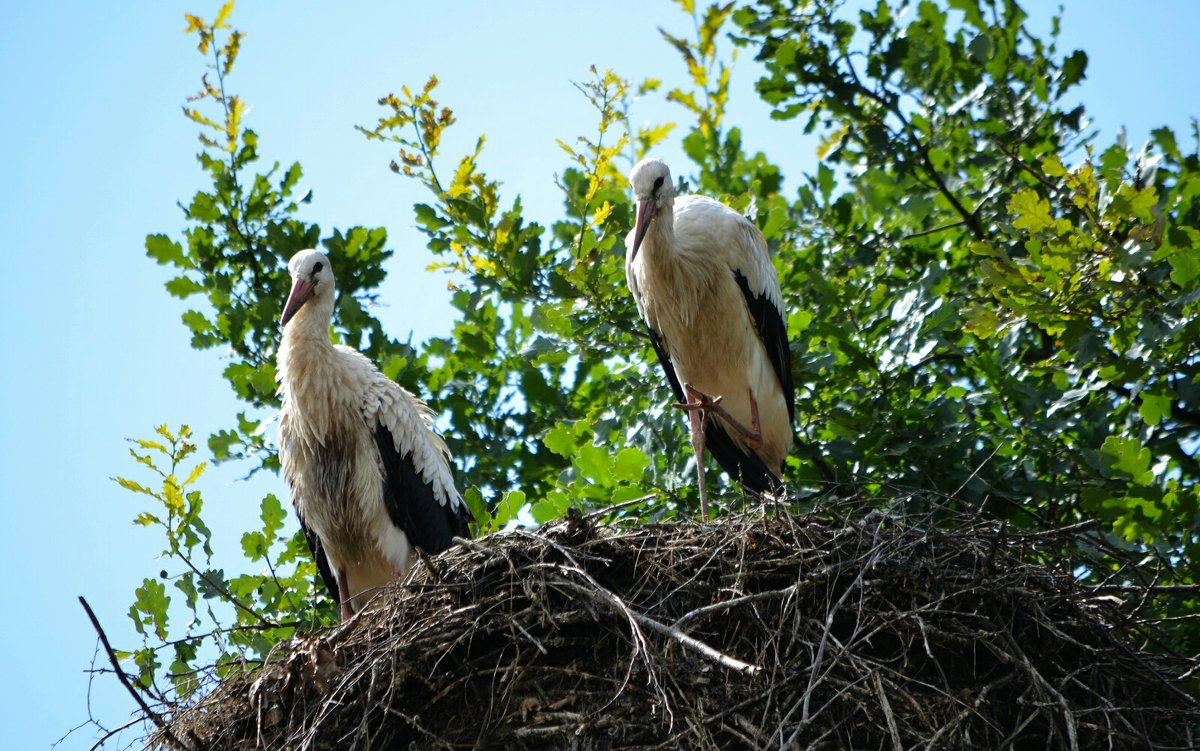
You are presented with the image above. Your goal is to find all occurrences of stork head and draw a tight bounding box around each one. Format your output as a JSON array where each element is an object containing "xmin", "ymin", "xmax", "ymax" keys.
[
  {"xmin": 628, "ymin": 158, "xmax": 675, "ymax": 260},
  {"xmin": 281, "ymin": 249, "xmax": 336, "ymax": 327}
]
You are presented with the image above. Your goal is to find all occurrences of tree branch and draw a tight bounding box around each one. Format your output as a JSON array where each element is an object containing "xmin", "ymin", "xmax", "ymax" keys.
[{"xmin": 78, "ymin": 596, "xmax": 194, "ymax": 751}]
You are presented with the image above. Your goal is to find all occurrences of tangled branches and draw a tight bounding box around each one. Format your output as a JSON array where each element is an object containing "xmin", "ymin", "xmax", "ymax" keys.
[{"xmin": 154, "ymin": 502, "xmax": 1198, "ymax": 749}]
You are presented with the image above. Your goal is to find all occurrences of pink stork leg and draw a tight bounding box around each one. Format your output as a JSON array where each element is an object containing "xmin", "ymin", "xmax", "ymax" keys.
[
  {"xmin": 683, "ymin": 402, "xmax": 709, "ymax": 521},
  {"xmin": 675, "ymin": 384, "xmax": 768, "ymax": 520},
  {"xmin": 747, "ymin": 388, "xmax": 762, "ymax": 446},
  {"xmin": 336, "ymin": 569, "xmax": 354, "ymax": 622}
]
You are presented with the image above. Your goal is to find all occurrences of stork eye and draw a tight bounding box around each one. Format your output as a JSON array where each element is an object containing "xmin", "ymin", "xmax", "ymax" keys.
[
  {"xmin": 314, "ymin": 262, "xmax": 324, "ymax": 273},
  {"xmin": 653, "ymin": 176, "xmax": 665, "ymax": 192}
]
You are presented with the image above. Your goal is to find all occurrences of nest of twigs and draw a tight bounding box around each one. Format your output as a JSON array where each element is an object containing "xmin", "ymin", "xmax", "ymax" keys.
[{"xmin": 157, "ymin": 501, "xmax": 1199, "ymax": 750}]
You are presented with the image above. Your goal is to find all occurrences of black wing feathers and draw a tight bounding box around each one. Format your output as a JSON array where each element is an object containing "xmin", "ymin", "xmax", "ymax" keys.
[
  {"xmin": 298, "ymin": 514, "xmax": 339, "ymax": 603},
  {"xmin": 647, "ymin": 327, "xmax": 685, "ymax": 403},
  {"xmin": 704, "ymin": 421, "xmax": 780, "ymax": 494},
  {"xmin": 374, "ymin": 424, "xmax": 470, "ymax": 554},
  {"xmin": 732, "ymin": 269, "xmax": 795, "ymax": 424}
]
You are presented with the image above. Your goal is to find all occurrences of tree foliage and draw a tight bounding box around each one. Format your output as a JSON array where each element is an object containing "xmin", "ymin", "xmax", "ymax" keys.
[
  {"xmin": 732, "ymin": 0, "xmax": 1200, "ymax": 648},
  {"xmin": 111, "ymin": 0, "xmax": 1200, "ymax": 726}
]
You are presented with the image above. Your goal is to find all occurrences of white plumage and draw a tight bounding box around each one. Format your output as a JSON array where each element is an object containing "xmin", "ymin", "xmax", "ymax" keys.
[
  {"xmin": 625, "ymin": 159, "xmax": 795, "ymax": 518},
  {"xmin": 276, "ymin": 249, "xmax": 471, "ymax": 620}
]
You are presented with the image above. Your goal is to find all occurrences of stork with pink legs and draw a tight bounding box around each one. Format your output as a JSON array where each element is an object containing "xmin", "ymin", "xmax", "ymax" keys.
[{"xmin": 625, "ymin": 159, "xmax": 794, "ymax": 519}]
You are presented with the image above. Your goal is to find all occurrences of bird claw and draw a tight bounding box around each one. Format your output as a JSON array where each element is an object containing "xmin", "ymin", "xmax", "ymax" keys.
[
  {"xmin": 673, "ymin": 397, "xmax": 722, "ymax": 412},
  {"xmin": 673, "ymin": 383, "xmax": 723, "ymax": 413},
  {"xmin": 675, "ymin": 383, "xmax": 765, "ymax": 449}
]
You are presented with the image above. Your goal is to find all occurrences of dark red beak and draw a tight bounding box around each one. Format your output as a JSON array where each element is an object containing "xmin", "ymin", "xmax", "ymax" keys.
[
  {"xmin": 280, "ymin": 278, "xmax": 315, "ymax": 327},
  {"xmin": 630, "ymin": 197, "xmax": 656, "ymax": 260}
]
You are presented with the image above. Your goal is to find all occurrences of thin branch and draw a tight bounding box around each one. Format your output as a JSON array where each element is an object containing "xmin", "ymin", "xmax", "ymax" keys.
[
  {"xmin": 173, "ymin": 551, "xmax": 272, "ymax": 627},
  {"xmin": 584, "ymin": 494, "xmax": 661, "ymax": 520},
  {"xmin": 1090, "ymin": 584, "xmax": 1200, "ymax": 595},
  {"xmin": 672, "ymin": 584, "xmax": 799, "ymax": 630},
  {"xmin": 78, "ymin": 596, "xmax": 193, "ymax": 751},
  {"xmin": 88, "ymin": 718, "xmax": 142, "ymax": 751},
  {"xmin": 903, "ymin": 219, "xmax": 966, "ymax": 241}
]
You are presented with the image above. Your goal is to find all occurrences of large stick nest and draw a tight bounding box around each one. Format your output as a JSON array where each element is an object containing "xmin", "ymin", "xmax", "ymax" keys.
[{"xmin": 160, "ymin": 503, "xmax": 1199, "ymax": 749}]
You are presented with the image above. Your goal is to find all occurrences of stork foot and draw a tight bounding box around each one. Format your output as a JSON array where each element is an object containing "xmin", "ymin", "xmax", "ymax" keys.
[
  {"xmin": 406, "ymin": 548, "xmax": 434, "ymax": 582},
  {"xmin": 673, "ymin": 383, "xmax": 764, "ymax": 450},
  {"xmin": 673, "ymin": 389, "xmax": 722, "ymax": 412}
]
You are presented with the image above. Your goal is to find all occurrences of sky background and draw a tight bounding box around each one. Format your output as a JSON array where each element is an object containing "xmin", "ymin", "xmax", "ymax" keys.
[{"xmin": 1, "ymin": 2, "xmax": 1196, "ymax": 748}]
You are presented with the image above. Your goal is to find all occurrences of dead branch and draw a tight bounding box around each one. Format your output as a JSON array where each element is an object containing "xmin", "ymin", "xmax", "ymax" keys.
[{"xmin": 78, "ymin": 596, "xmax": 194, "ymax": 751}]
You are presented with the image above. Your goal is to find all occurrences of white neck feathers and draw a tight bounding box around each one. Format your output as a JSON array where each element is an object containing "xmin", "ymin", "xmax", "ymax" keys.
[
  {"xmin": 277, "ymin": 299, "xmax": 356, "ymax": 446},
  {"xmin": 638, "ymin": 207, "xmax": 719, "ymax": 330}
]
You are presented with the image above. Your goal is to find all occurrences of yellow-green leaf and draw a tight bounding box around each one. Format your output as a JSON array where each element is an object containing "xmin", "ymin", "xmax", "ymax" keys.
[
  {"xmin": 116, "ymin": 477, "xmax": 154, "ymax": 496},
  {"xmin": 1009, "ymin": 189, "xmax": 1054, "ymax": 233},
  {"xmin": 213, "ymin": 1, "xmax": 234, "ymax": 29},
  {"xmin": 183, "ymin": 461, "xmax": 207, "ymax": 487}
]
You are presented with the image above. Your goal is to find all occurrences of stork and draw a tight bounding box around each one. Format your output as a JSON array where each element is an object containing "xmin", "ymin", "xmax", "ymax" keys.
[
  {"xmin": 625, "ymin": 158, "xmax": 794, "ymax": 519},
  {"xmin": 276, "ymin": 249, "xmax": 472, "ymax": 620}
]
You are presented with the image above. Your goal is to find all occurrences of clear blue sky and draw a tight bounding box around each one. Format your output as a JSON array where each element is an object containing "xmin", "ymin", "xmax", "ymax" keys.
[{"xmin": 0, "ymin": 2, "xmax": 1195, "ymax": 749}]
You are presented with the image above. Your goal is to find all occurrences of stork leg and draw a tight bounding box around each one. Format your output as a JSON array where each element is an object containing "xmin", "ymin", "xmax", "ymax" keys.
[
  {"xmin": 684, "ymin": 402, "xmax": 710, "ymax": 522},
  {"xmin": 747, "ymin": 387, "xmax": 762, "ymax": 446},
  {"xmin": 336, "ymin": 569, "xmax": 354, "ymax": 622},
  {"xmin": 675, "ymin": 384, "xmax": 771, "ymax": 520}
]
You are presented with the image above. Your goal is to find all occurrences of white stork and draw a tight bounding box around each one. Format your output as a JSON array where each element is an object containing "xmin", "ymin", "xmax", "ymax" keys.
[
  {"xmin": 276, "ymin": 249, "xmax": 472, "ymax": 620},
  {"xmin": 625, "ymin": 158, "xmax": 794, "ymax": 519}
]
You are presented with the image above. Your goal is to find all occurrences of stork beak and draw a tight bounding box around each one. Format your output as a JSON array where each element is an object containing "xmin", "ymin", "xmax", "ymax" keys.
[
  {"xmin": 280, "ymin": 278, "xmax": 315, "ymax": 327},
  {"xmin": 630, "ymin": 197, "xmax": 655, "ymax": 260}
]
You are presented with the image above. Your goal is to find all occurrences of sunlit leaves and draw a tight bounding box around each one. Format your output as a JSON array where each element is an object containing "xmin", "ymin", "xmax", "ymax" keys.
[
  {"xmin": 1059, "ymin": 49, "xmax": 1088, "ymax": 94},
  {"xmin": 558, "ymin": 68, "xmax": 632, "ymax": 241},
  {"xmin": 117, "ymin": 426, "xmax": 333, "ymax": 696},
  {"xmin": 530, "ymin": 490, "xmax": 572, "ymax": 524},
  {"xmin": 357, "ymin": 76, "xmax": 455, "ymax": 181},
  {"xmin": 476, "ymin": 490, "xmax": 527, "ymax": 533},
  {"xmin": 1139, "ymin": 389, "xmax": 1172, "ymax": 426},
  {"xmin": 181, "ymin": 7, "xmax": 243, "ymax": 152},
  {"xmin": 543, "ymin": 418, "xmax": 655, "ymax": 506},
  {"xmin": 146, "ymin": 234, "xmax": 186, "ymax": 266},
  {"xmin": 1169, "ymin": 251, "xmax": 1200, "ymax": 287},
  {"xmin": 1008, "ymin": 189, "xmax": 1055, "ymax": 233}
]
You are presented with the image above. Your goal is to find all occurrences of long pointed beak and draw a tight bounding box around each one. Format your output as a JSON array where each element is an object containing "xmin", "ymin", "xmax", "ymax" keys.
[
  {"xmin": 630, "ymin": 198, "xmax": 655, "ymax": 260},
  {"xmin": 280, "ymin": 278, "xmax": 315, "ymax": 327}
]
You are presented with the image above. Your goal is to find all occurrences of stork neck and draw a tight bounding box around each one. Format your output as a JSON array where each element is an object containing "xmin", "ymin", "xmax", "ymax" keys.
[
  {"xmin": 642, "ymin": 205, "xmax": 677, "ymax": 263},
  {"xmin": 642, "ymin": 207, "xmax": 684, "ymax": 273},
  {"xmin": 278, "ymin": 302, "xmax": 337, "ymax": 376},
  {"xmin": 277, "ymin": 301, "xmax": 351, "ymax": 446},
  {"xmin": 284, "ymin": 297, "xmax": 336, "ymax": 341},
  {"xmin": 635, "ymin": 202, "xmax": 720, "ymax": 327}
]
